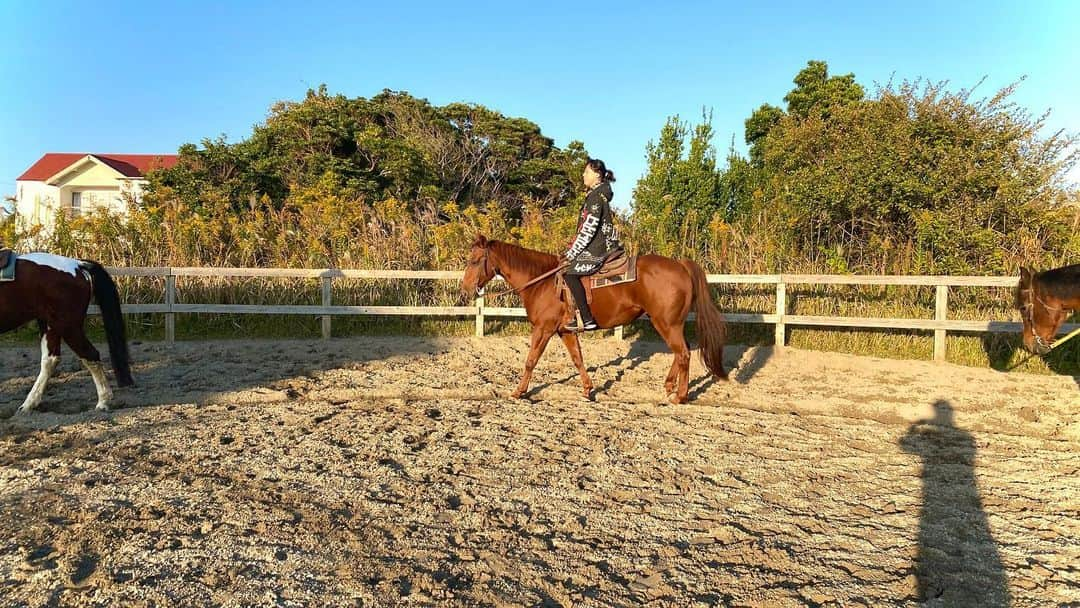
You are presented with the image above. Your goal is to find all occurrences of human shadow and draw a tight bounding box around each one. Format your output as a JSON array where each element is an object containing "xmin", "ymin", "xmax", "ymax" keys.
[{"xmin": 899, "ymin": 400, "xmax": 1010, "ymax": 606}]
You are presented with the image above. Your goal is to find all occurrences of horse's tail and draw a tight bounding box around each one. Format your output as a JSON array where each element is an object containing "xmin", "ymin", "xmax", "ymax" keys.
[
  {"xmin": 680, "ymin": 259, "xmax": 728, "ymax": 380},
  {"xmin": 82, "ymin": 261, "xmax": 134, "ymax": 387}
]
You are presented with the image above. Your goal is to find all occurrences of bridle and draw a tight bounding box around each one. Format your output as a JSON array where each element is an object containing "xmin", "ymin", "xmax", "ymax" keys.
[
  {"xmin": 466, "ymin": 246, "xmax": 492, "ymax": 284},
  {"xmin": 1019, "ymin": 284, "xmax": 1073, "ymax": 351}
]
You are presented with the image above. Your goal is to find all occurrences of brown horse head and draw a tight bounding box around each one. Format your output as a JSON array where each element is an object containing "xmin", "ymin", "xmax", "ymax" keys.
[
  {"xmin": 1016, "ymin": 265, "xmax": 1079, "ymax": 355},
  {"xmin": 460, "ymin": 234, "xmax": 497, "ymax": 298}
]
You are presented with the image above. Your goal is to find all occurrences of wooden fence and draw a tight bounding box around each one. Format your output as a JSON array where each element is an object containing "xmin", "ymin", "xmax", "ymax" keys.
[{"xmin": 89, "ymin": 267, "xmax": 1078, "ymax": 363}]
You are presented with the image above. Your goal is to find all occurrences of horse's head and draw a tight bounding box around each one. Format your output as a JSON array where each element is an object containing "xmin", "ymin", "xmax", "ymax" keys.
[
  {"xmin": 461, "ymin": 234, "xmax": 497, "ymax": 298},
  {"xmin": 1016, "ymin": 266, "xmax": 1068, "ymax": 355}
]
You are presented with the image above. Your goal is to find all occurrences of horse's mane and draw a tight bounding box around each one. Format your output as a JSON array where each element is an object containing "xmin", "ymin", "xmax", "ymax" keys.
[
  {"xmin": 1038, "ymin": 263, "xmax": 1080, "ymax": 301},
  {"xmin": 488, "ymin": 240, "xmax": 559, "ymax": 277}
]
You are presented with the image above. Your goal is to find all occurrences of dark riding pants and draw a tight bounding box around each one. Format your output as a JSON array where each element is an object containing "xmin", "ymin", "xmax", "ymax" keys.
[{"xmin": 564, "ymin": 274, "xmax": 595, "ymax": 324}]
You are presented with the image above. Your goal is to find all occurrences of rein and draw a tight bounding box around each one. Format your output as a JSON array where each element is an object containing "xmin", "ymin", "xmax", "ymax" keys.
[
  {"xmin": 483, "ymin": 263, "xmax": 568, "ymax": 298},
  {"xmin": 477, "ymin": 244, "xmax": 624, "ymax": 298},
  {"xmin": 1004, "ymin": 326, "xmax": 1080, "ymax": 371}
]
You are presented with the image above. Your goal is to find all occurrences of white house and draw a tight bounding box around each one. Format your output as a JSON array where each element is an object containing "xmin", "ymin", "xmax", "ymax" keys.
[{"xmin": 14, "ymin": 153, "xmax": 178, "ymax": 228}]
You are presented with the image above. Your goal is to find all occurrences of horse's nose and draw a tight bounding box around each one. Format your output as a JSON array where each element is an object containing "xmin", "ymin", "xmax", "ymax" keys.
[{"xmin": 1034, "ymin": 341, "xmax": 1052, "ymax": 356}]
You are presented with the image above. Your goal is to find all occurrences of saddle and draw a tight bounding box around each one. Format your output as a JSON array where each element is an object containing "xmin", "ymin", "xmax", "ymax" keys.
[
  {"xmin": 555, "ymin": 250, "xmax": 638, "ymax": 308},
  {"xmin": 0, "ymin": 249, "xmax": 14, "ymax": 282},
  {"xmin": 591, "ymin": 251, "xmax": 637, "ymax": 289}
]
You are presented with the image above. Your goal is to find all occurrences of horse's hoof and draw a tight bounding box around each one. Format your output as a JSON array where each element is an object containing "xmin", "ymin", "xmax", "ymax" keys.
[
  {"xmin": 511, "ymin": 390, "xmax": 526, "ymax": 400},
  {"xmin": 95, "ymin": 404, "xmax": 111, "ymax": 412},
  {"xmin": 669, "ymin": 394, "xmax": 686, "ymax": 405}
]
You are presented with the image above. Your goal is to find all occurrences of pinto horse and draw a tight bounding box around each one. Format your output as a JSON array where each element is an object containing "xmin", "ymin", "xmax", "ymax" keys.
[
  {"xmin": 1016, "ymin": 264, "xmax": 1080, "ymax": 355},
  {"xmin": 0, "ymin": 253, "xmax": 133, "ymax": 414},
  {"xmin": 461, "ymin": 236, "xmax": 727, "ymax": 403}
]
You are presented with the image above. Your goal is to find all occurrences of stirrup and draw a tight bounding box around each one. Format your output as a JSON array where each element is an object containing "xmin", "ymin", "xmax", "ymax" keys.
[{"xmin": 564, "ymin": 317, "xmax": 599, "ymax": 332}]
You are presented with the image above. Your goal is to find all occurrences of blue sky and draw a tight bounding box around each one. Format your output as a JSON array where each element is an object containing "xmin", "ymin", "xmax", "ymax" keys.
[{"xmin": 2, "ymin": 1, "xmax": 1077, "ymax": 209}]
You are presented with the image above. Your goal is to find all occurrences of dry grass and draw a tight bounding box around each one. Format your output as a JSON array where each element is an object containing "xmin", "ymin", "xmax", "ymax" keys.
[{"xmin": 1, "ymin": 202, "xmax": 1075, "ymax": 376}]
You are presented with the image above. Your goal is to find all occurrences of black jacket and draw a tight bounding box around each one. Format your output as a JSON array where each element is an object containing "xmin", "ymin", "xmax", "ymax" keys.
[{"xmin": 564, "ymin": 181, "xmax": 622, "ymax": 275}]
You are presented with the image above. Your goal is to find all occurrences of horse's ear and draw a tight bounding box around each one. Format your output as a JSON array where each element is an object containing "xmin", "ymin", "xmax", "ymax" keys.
[
  {"xmin": 473, "ymin": 234, "xmax": 488, "ymax": 247},
  {"xmin": 1020, "ymin": 266, "xmax": 1032, "ymax": 282}
]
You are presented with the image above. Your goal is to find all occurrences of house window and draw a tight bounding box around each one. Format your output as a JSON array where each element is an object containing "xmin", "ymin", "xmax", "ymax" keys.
[{"xmin": 71, "ymin": 191, "xmax": 82, "ymax": 216}]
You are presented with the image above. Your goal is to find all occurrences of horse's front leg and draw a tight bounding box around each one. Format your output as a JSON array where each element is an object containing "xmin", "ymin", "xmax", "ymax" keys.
[
  {"xmin": 559, "ymin": 331, "xmax": 594, "ymax": 399},
  {"xmin": 512, "ymin": 325, "xmax": 556, "ymax": 399}
]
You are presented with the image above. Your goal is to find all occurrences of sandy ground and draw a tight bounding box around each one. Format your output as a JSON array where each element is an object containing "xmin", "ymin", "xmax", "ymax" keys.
[{"xmin": 0, "ymin": 336, "xmax": 1077, "ymax": 607}]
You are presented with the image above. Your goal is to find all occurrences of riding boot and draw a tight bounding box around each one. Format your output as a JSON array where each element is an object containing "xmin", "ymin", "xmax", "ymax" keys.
[{"xmin": 564, "ymin": 274, "xmax": 599, "ymax": 332}]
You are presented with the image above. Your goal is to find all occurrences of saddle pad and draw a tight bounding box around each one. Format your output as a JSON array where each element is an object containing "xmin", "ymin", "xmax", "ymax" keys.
[
  {"xmin": 0, "ymin": 249, "xmax": 15, "ymax": 282},
  {"xmin": 592, "ymin": 255, "xmax": 638, "ymax": 289}
]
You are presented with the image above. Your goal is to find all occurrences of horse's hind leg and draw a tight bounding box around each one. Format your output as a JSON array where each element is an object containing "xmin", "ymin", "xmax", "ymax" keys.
[
  {"xmin": 17, "ymin": 326, "xmax": 62, "ymax": 415},
  {"xmin": 652, "ymin": 320, "xmax": 690, "ymax": 404},
  {"xmin": 665, "ymin": 366, "xmax": 680, "ymax": 396},
  {"xmin": 63, "ymin": 326, "xmax": 113, "ymax": 411},
  {"xmin": 664, "ymin": 358, "xmax": 679, "ymax": 395}
]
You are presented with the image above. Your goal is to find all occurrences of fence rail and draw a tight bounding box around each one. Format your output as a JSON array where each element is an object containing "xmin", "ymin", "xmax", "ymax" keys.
[{"xmin": 88, "ymin": 267, "xmax": 1077, "ymax": 362}]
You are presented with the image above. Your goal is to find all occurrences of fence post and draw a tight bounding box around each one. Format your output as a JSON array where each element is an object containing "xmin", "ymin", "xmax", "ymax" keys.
[
  {"xmin": 934, "ymin": 284, "xmax": 948, "ymax": 362},
  {"xmin": 475, "ymin": 289, "xmax": 485, "ymax": 337},
  {"xmin": 321, "ymin": 275, "xmax": 333, "ymax": 340},
  {"xmin": 775, "ymin": 280, "xmax": 786, "ymax": 348},
  {"xmin": 165, "ymin": 272, "xmax": 175, "ymax": 344},
  {"xmin": 614, "ymin": 325, "xmax": 624, "ymax": 340}
]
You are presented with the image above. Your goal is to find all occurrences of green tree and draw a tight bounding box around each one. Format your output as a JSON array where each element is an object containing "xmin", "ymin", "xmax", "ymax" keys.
[
  {"xmin": 146, "ymin": 86, "xmax": 587, "ymax": 217},
  {"xmin": 632, "ymin": 112, "xmax": 722, "ymax": 256},
  {"xmin": 783, "ymin": 60, "xmax": 865, "ymax": 118},
  {"xmin": 744, "ymin": 60, "xmax": 864, "ymax": 166},
  {"xmin": 750, "ymin": 77, "xmax": 1076, "ymax": 273},
  {"xmin": 744, "ymin": 104, "xmax": 783, "ymax": 166}
]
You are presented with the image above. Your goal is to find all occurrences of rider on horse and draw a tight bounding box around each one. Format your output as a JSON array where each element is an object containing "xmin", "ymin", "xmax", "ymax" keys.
[{"xmin": 563, "ymin": 158, "xmax": 623, "ymax": 331}]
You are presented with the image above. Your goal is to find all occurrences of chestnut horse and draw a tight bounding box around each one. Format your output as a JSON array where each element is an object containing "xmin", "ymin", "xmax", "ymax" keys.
[
  {"xmin": 1016, "ymin": 264, "xmax": 1079, "ymax": 354},
  {"xmin": 461, "ymin": 236, "xmax": 727, "ymax": 403},
  {"xmin": 0, "ymin": 253, "xmax": 133, "ymax": 414}
]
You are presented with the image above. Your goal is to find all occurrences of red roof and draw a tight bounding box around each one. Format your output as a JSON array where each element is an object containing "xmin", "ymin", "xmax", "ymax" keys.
[{"xmin": 17, "ymin": 153, "xmax": 179, "ymax": 181}]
